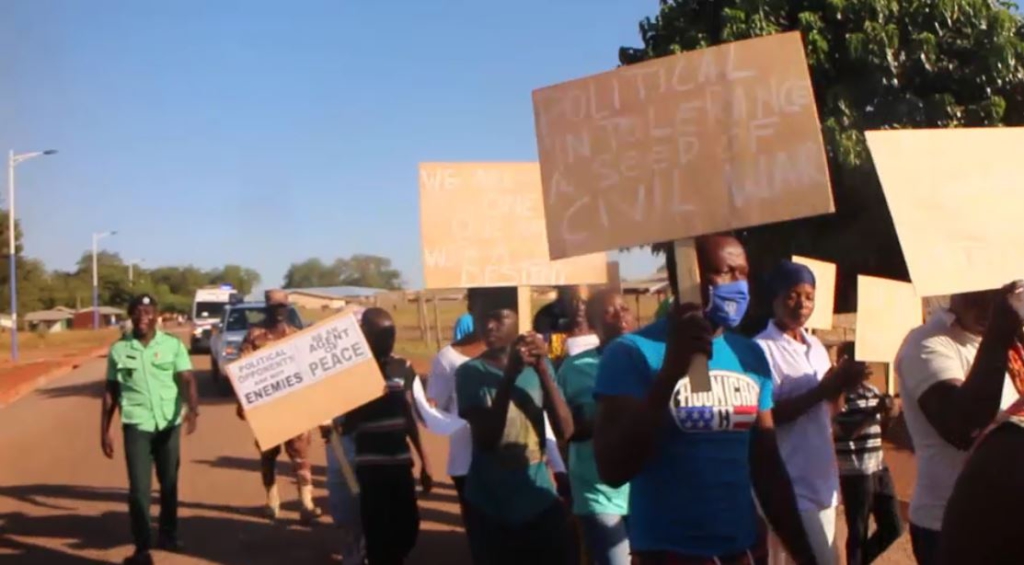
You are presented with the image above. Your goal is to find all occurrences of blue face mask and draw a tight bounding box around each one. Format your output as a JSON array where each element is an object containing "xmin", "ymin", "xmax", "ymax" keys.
[{"xmin": 705, "ymin": 280, "xmax": 750, "ymax": 329}]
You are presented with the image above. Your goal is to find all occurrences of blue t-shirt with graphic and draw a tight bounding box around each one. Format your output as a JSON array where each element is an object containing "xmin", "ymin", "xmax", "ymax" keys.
[{"xmin": 594, "ymin": 318, "xmax": 773, "ymax": 557}]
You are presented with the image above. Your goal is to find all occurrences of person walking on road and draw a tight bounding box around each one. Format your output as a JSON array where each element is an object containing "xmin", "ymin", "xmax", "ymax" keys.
[
  {"xmin": 342, "ymin": 307, "xmax": 434, "ymax": 565},
  {"xmin": 555, "ymin": 289, "xmax": 634, "ymax": 565},
  {"xmin": 755, "ymin": 260, "xmax": 869, "ymax": 565},
  {"xmin": 457, "ymin": 301, "xmax": 577, "ymax": 564},
  {"xmin": 593, "ymin": 234, "xmax": 816, "ymax": 565},
  {"xmin": 833, "ymin": 371, "xmax": 903, "ymax": 565},
  {"xmin": 237, "ymin": 289, "xmax": 321, "ymax": 523},
  {"xmin": 100, "ymin": 294, "xmax": 199, "ymax": 565},
  {"xmin": 894, "ymin": 281, "xmax": 1023, "ymax": 565}
]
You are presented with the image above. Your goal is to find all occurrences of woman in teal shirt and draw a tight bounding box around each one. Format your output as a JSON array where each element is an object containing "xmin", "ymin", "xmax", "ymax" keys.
[{"xmin": 556, "ymin": 289, "xmax": 635, "ymax": 565}]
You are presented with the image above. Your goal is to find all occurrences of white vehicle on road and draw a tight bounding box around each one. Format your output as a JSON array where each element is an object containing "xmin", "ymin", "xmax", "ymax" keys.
[
  {"xmin": 190, "ymin": 285, "xmax": 237, "ymax": 353},
  {"xmin": 209, "ymin": 301, "xmax": 304, "ymax": 380}
]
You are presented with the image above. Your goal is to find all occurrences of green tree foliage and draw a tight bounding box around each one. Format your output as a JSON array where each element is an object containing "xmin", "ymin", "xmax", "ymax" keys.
[
  {"xmin": 283, "ymin": 254, "xmax": 404, "ymax": 290},
  {"xmin": 626, "ymin": 0, "xmax": 1024, "ymax": 309}
]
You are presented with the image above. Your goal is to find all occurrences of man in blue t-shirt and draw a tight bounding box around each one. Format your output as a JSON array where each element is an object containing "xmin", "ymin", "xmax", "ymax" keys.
[{"xmin": 593, "ymin": 234, "xmax": 816, "ymax": 565}]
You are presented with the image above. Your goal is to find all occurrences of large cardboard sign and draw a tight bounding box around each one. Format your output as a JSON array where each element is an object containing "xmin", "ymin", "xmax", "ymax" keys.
[
  {"xmin": 419, "ymin": 162, "xmax": 608, "ymax": 289},
  {"xmin": 532, "ymin": 32, "xmax": 834, "ymax": 260},
  {"xmin": 226, "ymin": 309, "xmax": 383, "ymax": 450},
  {"xmin": 855, "ymin": 275, "xmax": 922, "ymax": 364},
  {"xmin": 866, "ymin": 128, "xmax": 1024, "ymax": 297},
  {"xmin": 792, "ymin": 255, "xmax": 836, "ymax": 330}
]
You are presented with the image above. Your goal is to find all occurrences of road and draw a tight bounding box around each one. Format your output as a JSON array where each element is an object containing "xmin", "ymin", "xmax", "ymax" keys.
[
  {"xmin": 0, "ymin": 347, "xmax": 919, "ymax": 564},
  {"xmin": 0, "ymin": 351, "xmax": 470, "ymax": 564}
]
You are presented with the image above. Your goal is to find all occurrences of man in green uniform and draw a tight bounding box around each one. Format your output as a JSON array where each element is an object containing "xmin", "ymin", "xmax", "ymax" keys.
[{"xmin": 101, "ymin": 294, "xmax": 198, "ymax": 565}]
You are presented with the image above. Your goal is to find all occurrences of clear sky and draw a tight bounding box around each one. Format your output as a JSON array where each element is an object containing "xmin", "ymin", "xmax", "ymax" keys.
[{"xmin": 1, "ymin": 0, "xmax": 663, "ymax": 290}]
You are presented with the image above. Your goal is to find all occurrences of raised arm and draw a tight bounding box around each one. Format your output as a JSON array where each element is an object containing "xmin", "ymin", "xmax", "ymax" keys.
[
  {"xmin": 529, "ymin": 337, "xmax": 574, "ymax": 442},
  {"xmin": 594, "ymin": 305, "xmax": 711, "ymax": 487},
  {"xmin": 773, "ymin": 359, "xmax": 868, "ymax": 426}
]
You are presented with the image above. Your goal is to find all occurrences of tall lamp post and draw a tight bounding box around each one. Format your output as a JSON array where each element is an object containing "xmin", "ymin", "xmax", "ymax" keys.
[
  {"xmin": 92, "ymin": 230, "xmax": 117, "ymax": 329},
  {"xmin": 128, "ymin": 258, "xmax": 145, "ymax": 287},
  {"xmin": 7, "ymin": 149, "xmax": 57, "ymax": 361}
]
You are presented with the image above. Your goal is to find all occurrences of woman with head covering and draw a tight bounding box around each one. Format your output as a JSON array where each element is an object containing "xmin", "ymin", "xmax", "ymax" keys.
[{"xmin": 755, "ymin": 260, "xmax": 869, "ymax": 565}]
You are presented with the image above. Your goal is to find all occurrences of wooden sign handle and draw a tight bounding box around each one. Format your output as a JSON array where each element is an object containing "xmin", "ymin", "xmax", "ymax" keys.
[
  {"xmin": 328, "ymin": 428, "xmax": 360, "ymax": 496},
  {"xmin": 517, "ymin": 286, "xmax": 533, "ymax": 334},
  {"xmin": 672, "ymin": 239, "xmax": 712, "ymax": 393}
]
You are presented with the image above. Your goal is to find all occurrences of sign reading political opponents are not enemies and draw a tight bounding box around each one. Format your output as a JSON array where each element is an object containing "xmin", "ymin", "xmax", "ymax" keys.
[
  {"xmin": 225, "ymin": 308, "xmax": 384, "ymax": 451},
  {"xmin": 531, "ymin": 32, "xmax": 835, "ymax": 260},
  {"xmin": 419, "ymin": 162, "xmax": 608, "ymax": 289}
]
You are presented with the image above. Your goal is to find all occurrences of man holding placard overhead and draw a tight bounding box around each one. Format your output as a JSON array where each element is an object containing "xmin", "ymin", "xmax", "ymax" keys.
[
  {"xmin": 593, "ymin": 235, "xmax": 814, "ymax": 565},
  {"xmin": 894, "ymin": 281, "xmax": 1024, "ymax": 565}
]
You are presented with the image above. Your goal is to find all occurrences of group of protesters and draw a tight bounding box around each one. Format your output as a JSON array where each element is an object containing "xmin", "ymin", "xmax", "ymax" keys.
[{"xmin": 100, "ymin": 233, "xmax": 1024, "ymax": 565}]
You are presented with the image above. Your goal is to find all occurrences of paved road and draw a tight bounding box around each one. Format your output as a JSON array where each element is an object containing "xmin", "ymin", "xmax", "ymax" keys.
[
  {"xmin": 0, "ymin": 352, "xmax": 470, "ymax": 564},
  {"xmin": 0, "ymin": 347, "xmax": 919, "ymax": 564}
]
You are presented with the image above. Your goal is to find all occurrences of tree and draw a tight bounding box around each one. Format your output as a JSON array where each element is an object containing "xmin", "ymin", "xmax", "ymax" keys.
[
  {"xmin": 626, "ymin": 0, "xmax": 1024, "ymax": 310},
  {"xmin": 207, "ymin": 264, "xmax": 262, "ymax": 296},
  {"xmin": 336, "ymin": 254, "xmax": 404, "ymax": 289},
  {"xmin": 283, "ymin": 258, "xmax": 340, "ymax": 289},
  {"xmin": 284, "ymin": 255, "xmax": 405, "ymax": 290}
]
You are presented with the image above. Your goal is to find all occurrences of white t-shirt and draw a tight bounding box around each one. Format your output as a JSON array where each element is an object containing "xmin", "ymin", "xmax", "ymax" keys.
[
  {"xmin": 426, "ymin": 345, "xmax": 474, "ymax": 477},
  {"xmin": 426, "ymin": 345, "xmax": 567, "ymax": 477},
  {"xmin": 895, "ymin": 311, "xmax": 1018, "ymax": 531},
  {"xmin": 756, "ymin": 322, "xmax": 839, "ymax": 513}
]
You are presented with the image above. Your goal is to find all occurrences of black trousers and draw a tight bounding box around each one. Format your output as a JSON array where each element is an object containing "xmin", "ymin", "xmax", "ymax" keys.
[
  {"xmin": 840, "ymin": 467, "xmax": 903, "ymax": 565},
  {"xmin": 124, "ymin": 424, "xmax": 181, "ymax": 552},
  {"xmin": 357, "ymin": 465, "xmax": 420, "ymax": 565},
  {"xmin": 463, "ymin": 500, "xmax": 573, "ymax": 565}
]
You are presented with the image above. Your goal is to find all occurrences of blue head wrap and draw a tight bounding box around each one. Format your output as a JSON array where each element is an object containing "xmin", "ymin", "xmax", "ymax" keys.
[
  {"xmin": 769, "ymin": 260, "xmax": 816, "ymax": 299},
  {"xmin": 452, "ymin": 312, "xmax": 475, "ymax": 341}
]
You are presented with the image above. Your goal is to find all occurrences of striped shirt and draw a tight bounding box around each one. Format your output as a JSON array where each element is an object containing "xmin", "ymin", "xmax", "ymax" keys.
[
  {"xmin": 834, "ymin": 384, "xmax": 884, "ymax": 475},
  {"xmin": 342, "ymin": 356, "xmax": 415, "ymax": 467}
]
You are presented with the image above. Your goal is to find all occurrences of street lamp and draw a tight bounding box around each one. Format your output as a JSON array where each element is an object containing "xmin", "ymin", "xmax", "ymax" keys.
[
  {"xmin": 92, "ymin": 230, "xmax": 117, "ymax": 329},
  {"xmin": 127, "ymin": 258, "xmax": 145, "ymax": 286},
  {"xmin": 7, "ymin": 149, "xmax": 57, "ymax": 361}
]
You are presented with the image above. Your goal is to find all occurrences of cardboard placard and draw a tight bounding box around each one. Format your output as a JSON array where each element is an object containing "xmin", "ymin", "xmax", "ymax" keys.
[
  {"xmin": 792, "ymin": 255, "xmax": 836, "ymax": 330},
  {"xmin": 225, "ymin": 308, "xmax": 384, "ymax": 451},
  {"xmin": 866, "ymin": 128, "xmax": 1024, "ymax": 297},
  {"xmin": 419, "ymin": 162, "xmax": 608, "ymax": 289},
  {"xmin": 532, "ymin": 32, "xmax": 834, "ymax": 260},
  {"xmin": 855, "ymin": 275, "xmax": 922, "ymax": 364}
]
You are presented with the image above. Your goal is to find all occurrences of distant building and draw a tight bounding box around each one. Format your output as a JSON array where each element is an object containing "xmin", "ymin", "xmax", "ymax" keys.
[
  {"xmin": 285, "ymin": 286, "xmax": 387, "ymax": 311},
  {"xmin": 72, "ymin": 306, "xmax": 126, "ymax": 330},
  {"xmin": 25, "ymin": 309, "xmax": 74, "ymax": 334}
]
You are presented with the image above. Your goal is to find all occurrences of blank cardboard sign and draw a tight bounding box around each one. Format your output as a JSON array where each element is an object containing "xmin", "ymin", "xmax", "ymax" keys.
[
  {"xmin": 532, "ymin": 32, "xmax": 834, "ymax": 260},
  {"xmin": 419, "ymin": 162, "xmax": 608, "ymax": 289},
  {"xmin": 226, "ymin": 308, "xmax": 384, "ymax": 451},
  {"xmin": 866, "ymin": 128, "xmax": 1024, "ymax": 297},
  {"xmin": 855, "ymin": 275, "xmax": 922, "ymax": 364},
  {"xmin": 792, "ymin": 255, "xmax": 836, "ymax": 330}
]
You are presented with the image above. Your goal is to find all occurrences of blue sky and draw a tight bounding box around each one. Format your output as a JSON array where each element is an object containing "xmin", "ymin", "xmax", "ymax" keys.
[{"xmin": 1, "ymin": 0, "xmax": 662, "ymax": 290}]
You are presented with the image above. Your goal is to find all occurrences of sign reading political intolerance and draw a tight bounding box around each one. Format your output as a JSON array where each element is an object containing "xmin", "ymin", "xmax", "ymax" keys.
[
  {"xmin": 531, "ymin": 32, "xmax": 835, "ymax": 260},
  {"xmin": 225, "ymin": 309, "xmax": 384, "ymax": 450},
  {"xmin": 419, "ymin": 162, "xmax": 608, "ymax": 289}
]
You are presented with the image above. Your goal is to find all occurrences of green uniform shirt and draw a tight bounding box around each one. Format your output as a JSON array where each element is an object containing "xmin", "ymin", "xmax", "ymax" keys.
[
  {"xmin": 107, "ymin": 331, "xmax": 193, "ymax": 432},
  {"xmin": 556, "ymin": 349, "xmax": 630, "ymax": 516},
  {"xmin": 456, "ymin": 358, "xmax": 557, "ymax": 525}
]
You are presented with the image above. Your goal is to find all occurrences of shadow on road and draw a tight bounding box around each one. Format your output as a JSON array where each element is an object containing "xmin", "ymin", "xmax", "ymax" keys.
[
  {"xmin": 38, "ymin": 380, "xmax": 105, "ymax": 400},
  {"xmin": 0, "ymin": 482, "xmax": 470, "ymax": 564}
]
